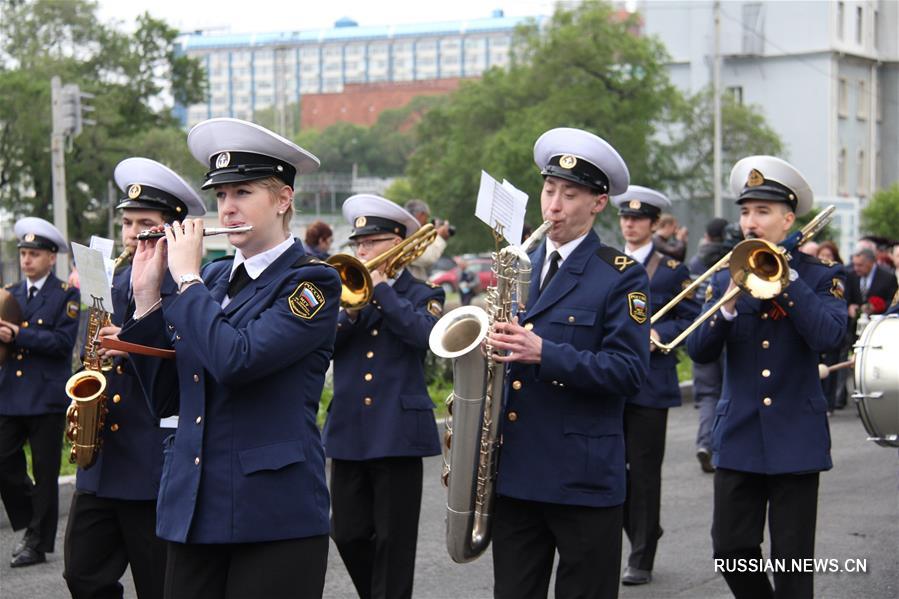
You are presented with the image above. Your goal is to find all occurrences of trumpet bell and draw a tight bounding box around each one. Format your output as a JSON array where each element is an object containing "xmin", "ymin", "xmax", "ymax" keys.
[
  {"xmin": 327, "ymin": 254, "xmax": 373, "ymax": 309},
  {"xmin": 729, "ymin": 238, "xmax": 790, "ymax": 300}
]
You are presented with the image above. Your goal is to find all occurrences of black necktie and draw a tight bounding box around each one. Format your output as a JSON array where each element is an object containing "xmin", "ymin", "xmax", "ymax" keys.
[
  {"xmin": 227, "ymin": 263, "xmax": 252, "ymax": 299},
  {"xmin": 540, "ymin": 251, "xmax": 561, "ymax": 292},
  {"xmin": 27, "ymin": 285, "xmax": 37, "ymax": 302}
]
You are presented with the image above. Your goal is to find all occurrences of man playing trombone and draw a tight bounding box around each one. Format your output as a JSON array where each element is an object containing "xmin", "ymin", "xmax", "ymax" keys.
[
  {"xmin": 687, "ymin": 156, "xmax": 847, "ymax": 599},
  {"xmin": 323, "ymin": 194, "xmax": 444, "ymax": 599}
]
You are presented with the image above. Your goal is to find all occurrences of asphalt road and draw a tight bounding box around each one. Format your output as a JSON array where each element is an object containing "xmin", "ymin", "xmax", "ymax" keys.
[{"xmin": 1, "ymin": 404, "xmax": 896, "ymax": 598}]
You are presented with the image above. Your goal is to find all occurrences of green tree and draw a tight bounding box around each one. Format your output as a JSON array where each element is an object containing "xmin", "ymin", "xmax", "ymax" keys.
[
  {"xmin": 861, "ymin": 184, "xmax": 899, "ymax": 240},
  {"xmin": 0, "ymin": 0, "xmax": 206, "ymax": 243}
]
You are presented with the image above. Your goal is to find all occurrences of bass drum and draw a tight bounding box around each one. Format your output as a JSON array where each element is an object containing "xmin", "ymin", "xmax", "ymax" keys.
[
  {"xmin": 854, "ymin": 315, "xmax": 899, "ymax": 447},
  {"xmin": 0, "ymin": 288, "xmax": 23, "ymax": 366}
]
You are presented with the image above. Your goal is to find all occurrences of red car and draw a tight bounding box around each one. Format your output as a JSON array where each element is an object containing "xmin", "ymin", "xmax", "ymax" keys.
[{"xmin": 429, "ymin": 256, "xmax": 495, "ymax": 294}]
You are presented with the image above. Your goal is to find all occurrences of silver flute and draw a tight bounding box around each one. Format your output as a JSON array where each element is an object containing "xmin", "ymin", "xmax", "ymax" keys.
[{"xmin": 136, "ymin": 225, "xmax": 253, "ymax": 240}]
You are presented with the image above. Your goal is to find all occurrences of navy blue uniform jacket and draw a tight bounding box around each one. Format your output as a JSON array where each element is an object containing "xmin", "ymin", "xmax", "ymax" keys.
[
  {"xmin": 497, "ymin": 230, "xmax": 650, "ymax": 508},
  {"xmin": 76, "ymin": 266, "xmax": 172, "ymax": 500},
  {"xmin": 0, "ymin": 274, "xmax": 79, "ymax": 415},
  {"xmin": 687, "ymin": 252, "xmax": 847, "ymax": 474},
  {"xmin": 323, "ymin": 269, "xmax": 443, "ymax": 460},
  {"xmin": 120, "ymin": 241, "xmax": 341, "ymax": 544},
  {"xmin": 629, "ymin": 248, "xmax": 699, "ymax": 409}
]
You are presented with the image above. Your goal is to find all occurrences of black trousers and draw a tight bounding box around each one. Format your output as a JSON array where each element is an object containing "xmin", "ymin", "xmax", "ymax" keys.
[
  {"xmin": 492, "ymin": 495, "xmax": 623, "ymax": 599},
  {"xmin": 622, "ymin": 404, "xmax": 668, "ymax": 571},
  {"xmin": 64, "ymin": 491, "xmax": 165, "ymax": 599},
  {"xmin": 712, "ymin": 468, "xmax": 820, "ymax": 599},
  {"xmin": 164, "ymin": 535, "xmax": 328, "ymax": 599},
  {"xmin": 330, "ymin": 457, "xmax": 424, "ymax": 599},
  {"xmin": 0, "ymin": 412, "xmax": 66, "ymax": 552}
]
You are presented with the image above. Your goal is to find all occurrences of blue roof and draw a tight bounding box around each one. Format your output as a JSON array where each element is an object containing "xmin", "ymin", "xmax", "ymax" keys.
[{"xmin": 179, "ymin": 15, "xmax": 543, "ymax": 50}]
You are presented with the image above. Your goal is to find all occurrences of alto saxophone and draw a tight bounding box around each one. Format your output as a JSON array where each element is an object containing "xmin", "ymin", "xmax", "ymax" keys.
[
  {"xmin": 64, "ymin": 247, "xmax": 132, "ymax": 470},
  {"xmin": 429, "ymin": 221, "xmax": 551, "ymax": 563}
]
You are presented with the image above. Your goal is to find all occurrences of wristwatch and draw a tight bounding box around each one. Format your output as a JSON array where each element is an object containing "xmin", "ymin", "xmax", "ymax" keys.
[{"xmin": 178, "ymin": 273, "xmax": 204, "ymax": 294}]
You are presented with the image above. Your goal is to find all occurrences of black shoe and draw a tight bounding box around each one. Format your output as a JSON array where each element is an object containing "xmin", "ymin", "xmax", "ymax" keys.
[
  {"xmin": 10, "ymin": 547, "xmax": 45, "ymax": 568},
  {"xmin": 622, "ymin": 566, "xmax": 652, "ymax": 585},
  {"xmin": 697, "ymin": 447, "xmax": 715, "ymax": 473},
  {"xmin": 11, "ymin": 532, "xmax": 37, "ymax": 558}
]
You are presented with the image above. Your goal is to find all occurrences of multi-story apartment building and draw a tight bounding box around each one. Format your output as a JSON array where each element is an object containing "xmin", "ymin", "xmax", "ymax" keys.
[
  {"xmin": 640, "ymin": 0, "xmax": 899, "ymax": 255},
  {"xmin": 176, "ymin": 11, "xmax": 538, "ymax": 128}
]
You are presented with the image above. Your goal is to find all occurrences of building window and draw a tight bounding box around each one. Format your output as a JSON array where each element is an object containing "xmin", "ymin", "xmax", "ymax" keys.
[
  {"xmin": 838, "ymin": 147, "xmax": 847, "ymax": 193},
  {"xmin": 858, "ymin": 149, "xmax": 867, "ymax": 196},
  {"xmin": 874, "ymin": 10, "xmax": 879, "ymax": 49},
  {"xmin": 726, "ymin": 86, "xmax": 744, "ymax": 105},
  {"xmin": 838, "ymin": 78, "xmax": 848, "ymax": 117},
  {"xmin": 837, "ymin": 2, "xmax": 844, "ymax": 39},
  {"xmin": 857, "ymin": 80, "xmax": 868, "ymax": 120},
  {"xmin": 856, "ymin": 6, "xmax": 863, "ymax": 44}
]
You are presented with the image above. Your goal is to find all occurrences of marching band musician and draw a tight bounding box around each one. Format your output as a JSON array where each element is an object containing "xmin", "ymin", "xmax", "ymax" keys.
[
  {"xmin": 486, "ymin": 127, "xmax": 650, "ymax": 599},
  {"xmin": 0, "ymin": 218, "xmax": 79, "ymax": 568},
  {"xmin": 323, "ymin": 194, "xmax": 444, "ymax": 599},
  {"xmin": 63, "ymin": 158, "xmax": 206, "ymax": 599},
  {"xmin": 612, "ymin": 186, "xmax": 700, "ymax": 586},
  {"xmin": 687, "ymin": 156, "xmax": 847, "ymax": 599},
  {"xmin": 118, "ymin": 119, "xmax": 340, "ymax": 598}
]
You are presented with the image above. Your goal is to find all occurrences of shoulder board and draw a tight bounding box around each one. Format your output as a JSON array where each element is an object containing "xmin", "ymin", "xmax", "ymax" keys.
[
  {"xmin": 292, "ymin": 255, "xmax": 334, "ymax": 269},
  {"xmin": 596, "ymin": 246, "xmax": 638, "ymax": 273},
  {"xmin": 798, "ymin": 253, "xmax": 828, "ymax": 267},
  {"xmin": 665, "ymin": 258, "xmax": 681, "ymax": 269},
  {"xmin": 60, "ymin": 282, "xmax": 69, "ymax": 290}
]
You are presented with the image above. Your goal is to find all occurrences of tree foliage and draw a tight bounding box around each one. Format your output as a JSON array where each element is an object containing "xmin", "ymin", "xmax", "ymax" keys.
[
  {"xmin": 861, "ymin": 184, "xmax": 899, "ymax": 240},
  {"xmin": 0, "ymin": 0, "xmax": 207, "ymax": 242}
]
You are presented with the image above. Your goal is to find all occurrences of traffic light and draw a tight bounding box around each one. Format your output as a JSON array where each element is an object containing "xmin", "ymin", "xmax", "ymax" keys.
[{"xmin": 56, "ymin": 82, "xmax": 95, "ymax": 137}]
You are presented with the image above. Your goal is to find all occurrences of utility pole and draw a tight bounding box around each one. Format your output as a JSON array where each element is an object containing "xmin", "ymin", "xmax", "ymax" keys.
[
  {"xmin": 712, "ymin": 1, "xmax": 723, "ymax": 218},
  {"xmin": 107, "ymin": 180, "xmax": 116, "ymax": 241},
  {"xmin": 50, "ymin": 76, "xmax": 95, "ymax": 278}
]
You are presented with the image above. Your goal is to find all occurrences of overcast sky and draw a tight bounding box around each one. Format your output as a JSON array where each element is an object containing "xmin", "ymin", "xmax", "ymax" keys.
[{"xmin": 97, "ymin": 0, "xmax": 560, "ymax": 35}]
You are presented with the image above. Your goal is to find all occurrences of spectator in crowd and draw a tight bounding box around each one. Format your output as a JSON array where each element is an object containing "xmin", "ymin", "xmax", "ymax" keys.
[
  {"xmin": 799, "ymin": 241, "xmax": 819, "ymax": 256},
  {"xmin": 816, "ymin": 240, "xmax": 849, "ymax": 412},
  {"xmin": 457, "ymin": 259, "xmax": 478, "ymax": 306},
  {"xmin": 304, "ymin": 220, "xmax": 333, "ymax": 260},
  {"xmin": 847, "ymin": 248, "xmax": 896, "ymax": 318},
  {"xmin": 404, "ymin": 199, "xmax": 452, "ymax": 281},
  {"xmin": 653, "ymin": 214, "xmax": 687, "ymax": 261}
]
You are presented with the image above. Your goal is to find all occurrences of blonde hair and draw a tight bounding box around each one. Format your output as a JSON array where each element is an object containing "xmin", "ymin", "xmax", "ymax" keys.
[{"xmin": 252, "ymin": 176, "xmax": 294, "ymax": 234}]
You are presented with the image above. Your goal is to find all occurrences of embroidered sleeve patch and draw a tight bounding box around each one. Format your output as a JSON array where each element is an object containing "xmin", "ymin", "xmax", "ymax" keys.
[
  {"xmin": 288, "ymin": 282, "xmax": 326, "ymax": 320},
  {"xmin": 628, "ymin": 292, "xmax": 648, "ymax": 324},
  {"xmin": 427, "ymin": 299, "xmax": 443, "ymax": 318},
  {"xmin": 66, "ymin": 301, "xmax": 79, "ymax": 319},
  {"xmin": 830, "ymin": 278, "xmax": 845, "ymax": 300}
]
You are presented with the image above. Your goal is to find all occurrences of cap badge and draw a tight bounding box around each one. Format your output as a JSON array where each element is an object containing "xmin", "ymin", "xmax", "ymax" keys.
[
  {"xmin": 216, "ymin": 152, "xmax": 231, "ymax": 169},
  {"xmin": 24, "ymin": 233, "xmax": 35, "ymax": 242},
  {"xmin": 128, "ymin": 184, "xmax": 142, "ymax": 199},
  {"xmin": 628, "ymin": 199, "xmax": 641, "ymax": 210},
  {"xmin": 559, "ymin": 155, "xmax": 577, "ymax": 169},
  {"xmin": 354, "ymin": 216, "xmax": 367, "ymax": 228},
  {"xmin": 747, "ymin": 169, "xmax": 764, "ymax": 187}
]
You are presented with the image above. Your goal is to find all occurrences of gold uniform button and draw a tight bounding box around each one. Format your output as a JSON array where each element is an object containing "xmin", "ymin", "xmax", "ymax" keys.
[
  {"xmin": 21, "ymin": 321, "xmax": 28, "ymax": 328},
  {"xmin": 363, "ymin": 397, "xmax": 373, "ymax": 406},
  {"xmin": 762, "ymin": 340, "xmax": 770, "ymax": 349},
  {"xmin": 364, "ymin": 373, "xmax": 373, "ymax": 382},
  {"xmin": 37, "ymin": 319, "xmax": 43, "ymax": 325},
  {"xmin": 763, "ymin": 397, "xmax": 772, "ymax": 406},
  {"xmin": 512, "ymin": 380, "xmax": 522, "ymax": 390},
  {"xmin": 788, "ymin": 301, "xmax": 795, "ymax": 307},
  {"xmin": 194, "ymin": 457, "xmax": 200, "ymax": 466},
  {"xmin": 366, "ymin": 351, "xmax": 374, "ymax": 359},
  {"xmin": 110, "ymin": 423, "xmax": 119, "ymax": 432},
  {"xmin": 762, "ymin": 369, "xmax": 771, "ymax": 378},
  {"xmin": 524, "ymin": 323, "xmax": 534, "ymax": 331},
  {"xmin": 371, "ymin": 329, "xmax": 379, "ymax": 336},
  {"xmin": 507, "ymin": 411, "xmax": 518, "ymax": 422},
  {"xmin": 195, "ymin": 416, "xmax": 202, "ymax": 424},
  {"xmin": 15, "ymin": 370, "xmax": 22, "ymax": 377},
  {"xmin": 568, "ymin": 315, "xmax": 575, "ymax": 323},
  {"xmin": 116, "ymin": 365, "xmax": 124, "ymax": 375},
  {"xmin": 112, "ymin": 394, "xmax": 121, "ymax": 404},
  {"xmin": 761, "ymin": 313, "xmax": 768, "ymax": 320},
  {"xmin": 16, "ymin": 354, "xmax": 23, "ymax": 360},
  {"xmin": 193, "ymin": 374, "xmax": 200, "ymax": 383}
]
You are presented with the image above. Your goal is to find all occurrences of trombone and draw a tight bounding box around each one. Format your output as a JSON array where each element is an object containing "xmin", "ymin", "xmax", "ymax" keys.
[
  {"xmin": 327, "ymin": 223, "xmax": 437, "ymax": 309},
  {"xmin": 650, "ymin": 205, "xmax": 835, "ymax": 354}
]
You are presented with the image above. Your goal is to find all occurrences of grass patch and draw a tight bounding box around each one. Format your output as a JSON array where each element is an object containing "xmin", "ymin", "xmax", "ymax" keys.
[{"xmin": 676, "ymin": 347, "xmax": 693, "ymax": 383}]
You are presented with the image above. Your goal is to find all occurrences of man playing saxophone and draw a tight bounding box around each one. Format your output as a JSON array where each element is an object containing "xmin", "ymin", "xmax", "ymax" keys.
[
  {"xmin": 487, "ymin": 127, "xmax": 650, "ymax": 599},
  {"xmin": 0, "ymin": 218, "xmax": 79, "ymax": 568},
  {"xmin": 63, "ymin": 158, "xmax": 206, "ymax": 599},
  {"xmin": 323, "ymin": 194, "xmax": 444, "ymax": 599}
]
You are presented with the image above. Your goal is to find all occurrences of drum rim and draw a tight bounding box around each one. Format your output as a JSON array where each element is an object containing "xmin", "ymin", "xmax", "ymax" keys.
[{"xmin": 854, "ymin": 315, "xmax": 899, "ymax": 448}]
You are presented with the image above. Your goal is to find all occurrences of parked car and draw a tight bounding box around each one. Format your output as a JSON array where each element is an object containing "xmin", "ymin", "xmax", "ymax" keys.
[{"xmin": 430, "ymin": 256, "xmax": 495, "ymax": 294}]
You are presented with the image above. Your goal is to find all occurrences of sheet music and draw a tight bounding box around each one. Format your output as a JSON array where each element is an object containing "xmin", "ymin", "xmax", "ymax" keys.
[
  {"xmin": 89, "ymin": 236, "xmax": 116, "ymax": 285},
  {"xmin": 475, "ymin": 171, "xmax": 528, "ymax": 246},
  {"xmin": 71, "ymin": 243, "xmax": 114, "ymax": 315}
]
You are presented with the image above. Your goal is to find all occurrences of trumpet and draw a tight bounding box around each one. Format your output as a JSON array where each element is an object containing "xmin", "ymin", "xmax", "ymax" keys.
[
  {"xmin": 650, "ymin": 205, "xmax": 835, "ymax": 354},
  {"xmin": 136, "ymin": 225, "xmax": 253, "ymax": 240},
  {"xmin": 327, "ymin": 224, "xmax": 437, "ymax": 309}
]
